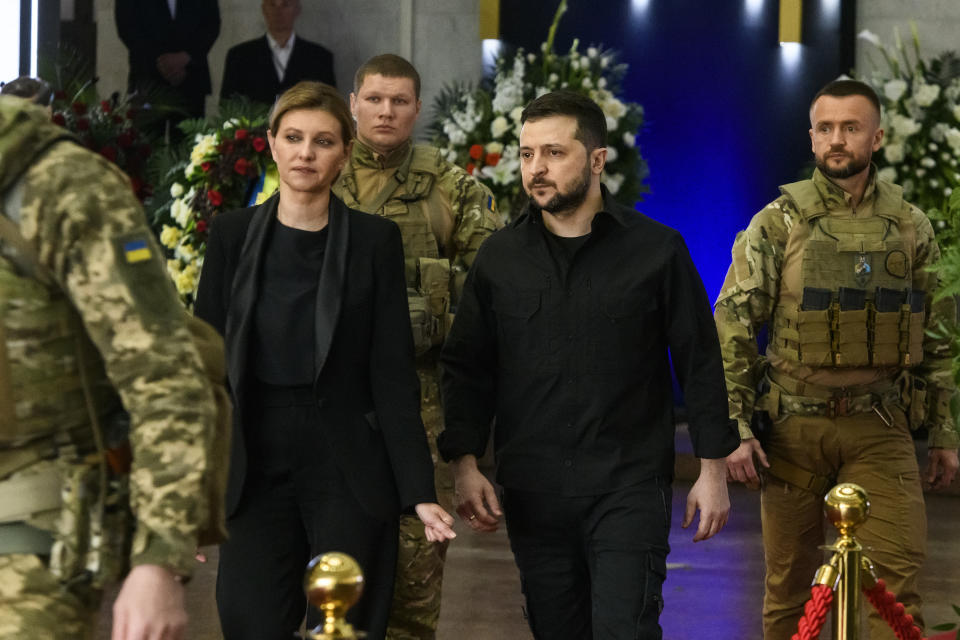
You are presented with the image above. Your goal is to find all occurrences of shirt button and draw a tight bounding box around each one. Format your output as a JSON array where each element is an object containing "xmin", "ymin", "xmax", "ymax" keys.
[{"xmin": 563, "ymin": 459, "xmax": 572, "ymax": 467}]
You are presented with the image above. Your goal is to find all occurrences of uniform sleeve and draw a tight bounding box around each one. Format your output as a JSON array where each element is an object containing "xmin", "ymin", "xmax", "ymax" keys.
[
  {"xmin": 713, "ymin": 200, "xmax": 792, "ymax": 439},
  {"xmin": 23, "ymin": 145, "xmax": 216, "ymax": 577},
  {"xmin": 436, "ymin": 163, "xmax": 502, "ymax": 305},
  {"xmin": 909, "ymin": 208, "xmax": 959, "ymax": 449}
]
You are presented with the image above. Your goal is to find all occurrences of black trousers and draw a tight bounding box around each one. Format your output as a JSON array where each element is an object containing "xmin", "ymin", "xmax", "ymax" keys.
[
  {"xmin": 216, "ymin": 386, "xmax": 398, "ymax": 640},
  {"xmin": 503, "ymin": 479, "xmax": 672, "ymax": 640}
]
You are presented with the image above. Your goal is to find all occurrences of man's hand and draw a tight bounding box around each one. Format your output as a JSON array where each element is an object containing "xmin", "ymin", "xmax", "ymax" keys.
[
  {"xmin": 156, "ymin": 52, "xmax": 191, "ymax": 86},
  {"xmin": 415, "ymin": 503, "xmax": 457, "ymax": 542},
  {"xmin": 683, "ymin": 458, "xmax": 730, "ymax": 542},
  {"xmin": 726, "ymin": 437, "xmax": 769, "ymax": 490},
  {"xmin": 924, "ymin": 448, "xmax": 959, "ymax": 490},
  {"xmin": 451, "ymin": 455, "xmax": 502, "ymax": 532},
  {"xmin": 112, "ymin": 564, "xmax": 187, "ymax": 640}
]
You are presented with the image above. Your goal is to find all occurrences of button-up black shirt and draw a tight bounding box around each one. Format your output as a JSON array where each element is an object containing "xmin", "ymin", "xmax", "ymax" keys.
[{"xmin": 438, "ymin": 189, "xmax": 740, "ymax": 495}]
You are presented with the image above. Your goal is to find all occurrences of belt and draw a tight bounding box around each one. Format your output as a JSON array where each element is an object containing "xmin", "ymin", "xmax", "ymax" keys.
[
  {"xmin": 762, "ymin": 370, "xmax": 899, "ymax": 420},
  {"xmin": 0, "ymin": 522, "xmax": 54, "ymax": 555},
  {"xmin": 765, "ymin": 452, "xmax": 833, "ymax": 495}
]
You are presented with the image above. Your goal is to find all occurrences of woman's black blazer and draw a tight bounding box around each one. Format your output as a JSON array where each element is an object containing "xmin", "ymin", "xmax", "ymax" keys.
[{"xmin": 195, "ymin": 193, "xmax": 436, "ymax": 521}]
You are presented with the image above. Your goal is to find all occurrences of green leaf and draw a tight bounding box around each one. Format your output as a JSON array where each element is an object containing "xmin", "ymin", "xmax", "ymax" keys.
[{"xmin": 931, "ymin": 622, "xmax": 957, "ymax": 631}]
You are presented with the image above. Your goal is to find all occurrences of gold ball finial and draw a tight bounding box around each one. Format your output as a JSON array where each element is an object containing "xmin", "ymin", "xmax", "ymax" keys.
[
  {"xmin": 824, "ymin": 483, "xmax": 870, "ymax": 538},
  {"xmin": 304, "ymin": 552, "xmax": 364, "ymax": 639}
]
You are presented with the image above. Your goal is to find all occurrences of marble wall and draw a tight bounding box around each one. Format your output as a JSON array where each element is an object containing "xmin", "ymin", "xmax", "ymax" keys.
[
  {"xmin": 856, "ymin": 0, "xmax": 960, "ymax": 74},
  {"xmin": 94, "ymin": 0, "xmax": 482, "ymax": 137}
]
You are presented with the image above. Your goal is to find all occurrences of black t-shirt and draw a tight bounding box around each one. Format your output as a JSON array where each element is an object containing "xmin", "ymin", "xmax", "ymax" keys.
[{"xmin": 251, "ymin": 221, "xmax": 328, "ymax": 385}]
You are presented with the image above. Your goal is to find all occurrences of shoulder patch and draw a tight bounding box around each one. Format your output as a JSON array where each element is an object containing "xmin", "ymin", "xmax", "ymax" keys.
[{"xmin": 123, "ymin": 238, "xmax": 152, "ymax": 263}]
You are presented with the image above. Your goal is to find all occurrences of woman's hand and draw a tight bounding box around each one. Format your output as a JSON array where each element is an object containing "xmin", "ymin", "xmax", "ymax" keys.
[{"xmin": 414, "ymin": 503, "xmax": 457, "ymax": 542}]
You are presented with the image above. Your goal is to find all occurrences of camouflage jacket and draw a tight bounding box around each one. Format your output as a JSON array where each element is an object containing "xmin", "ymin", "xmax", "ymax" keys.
[
  {"xmin": 0, "ymin": 97, "xmax": 216, "ymax": 576},
  {"xmin": 333, "ymin": 138, "xmax": 501, "ymax": 304},
  {"xmin": 715, "ymin": 168, "xmax": 959, "ymax": 449}
]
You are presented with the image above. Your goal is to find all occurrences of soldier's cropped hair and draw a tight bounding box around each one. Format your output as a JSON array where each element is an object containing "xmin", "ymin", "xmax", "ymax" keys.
[
  {"xmin": 0, "ymin": 76, "xmax": 53, "ymax": 106},
  {"xmin": 269, "ymin": 81, "xmax": 355, "ymax": 143},
  {"xmin": 354, "ymin": 54, "xmax": 421, "ymax": 100},
  {"xmin": 521, "ymin": 90, "xmax": 607, "ymax": 152},
  {"xmin": 811, "ymin": 79, "xmax": 882, "ymax": 120}
]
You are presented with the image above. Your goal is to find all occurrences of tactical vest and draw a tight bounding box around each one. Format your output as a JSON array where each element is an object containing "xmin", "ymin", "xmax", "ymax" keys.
[
  {"xmin": 337, "ymin": 145, "xmax": 452, "ymax": 355},
  {"xmin": 767, "ymin": 179, "xmax": 923, "ymax": 369}
]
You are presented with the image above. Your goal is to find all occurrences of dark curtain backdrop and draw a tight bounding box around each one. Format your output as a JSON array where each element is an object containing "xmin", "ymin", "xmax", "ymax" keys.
[{"xmin": 499, "ymin": 0, "xmax": 856, "ymax": 300}]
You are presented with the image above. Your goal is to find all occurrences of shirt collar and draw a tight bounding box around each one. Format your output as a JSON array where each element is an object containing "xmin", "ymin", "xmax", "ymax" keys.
[
  {"xmin": 351, "ymin": 137, "xmax": 412, "ymax": 170},
  {"xmin": 266, "ymin": 31, "xmax": 296, "ymax": 53},
  {"xmin": 811, "ymin": 164, "xmax": 879, "ymax": 209}
]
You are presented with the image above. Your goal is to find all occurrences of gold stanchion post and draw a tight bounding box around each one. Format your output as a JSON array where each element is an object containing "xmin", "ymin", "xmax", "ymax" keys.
[
  {"xmin": 303, "ymin": 552, "xmax": 365, "ymax": 640},
  {"xmin": 822, "ymin": 483, "xmax": 871, "ymax": 640}
]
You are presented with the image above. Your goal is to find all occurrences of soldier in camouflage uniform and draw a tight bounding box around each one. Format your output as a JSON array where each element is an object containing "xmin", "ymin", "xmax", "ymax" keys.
[
  {"xmin": 332, "ymin": 54, "xmax": 500, "ymax": 639},
  {"xmin": 0, "ymin": 96, "xmax": 217, "ymax": 639},
  {"xmin": 715, "ymin": 80, "xmax": 959, "ymax": 640}
]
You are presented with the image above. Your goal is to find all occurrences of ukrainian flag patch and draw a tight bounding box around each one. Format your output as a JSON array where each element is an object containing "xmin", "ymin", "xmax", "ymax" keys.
[
  {"xmin": 486, "ymin": 195, "xmax": 496, "ymax": 213},
  {"xmin": 123, "ymin": 239, "xmax": 152, "ymax": 263}
]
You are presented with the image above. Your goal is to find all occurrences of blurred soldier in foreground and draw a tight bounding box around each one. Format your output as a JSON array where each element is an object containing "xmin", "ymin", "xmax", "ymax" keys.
[
  {"xmin": 332, "ymin": 54, "xmax": 500, "ymax": 639},
  {"xmin": 0, "ymin": 95, "xmax": 218, "ymax": 639},
  {"xmin": 715, "ymin": 79, "xmax": 959, "ymax": 639}
]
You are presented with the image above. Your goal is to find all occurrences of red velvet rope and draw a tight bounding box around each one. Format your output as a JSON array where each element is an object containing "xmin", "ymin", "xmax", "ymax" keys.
[
  {"xmin": 792, "ymin": 584, "xmax": 833, "ymax": 640},
  {"xmin": 863, "ymin": 579, "xmax": 928, "ymax": 640}
]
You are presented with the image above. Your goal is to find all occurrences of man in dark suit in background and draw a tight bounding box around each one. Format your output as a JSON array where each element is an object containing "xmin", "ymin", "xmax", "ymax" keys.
[
  {"xmin": 116, "ymin": 0, "xmax": 220, "ymax": 123},
  {"xmin": 221, "ymin": 0, "xmax": 336, "ymax": 107}
]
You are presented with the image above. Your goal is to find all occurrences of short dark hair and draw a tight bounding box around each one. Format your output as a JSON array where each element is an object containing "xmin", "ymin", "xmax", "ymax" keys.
[
  {"xmin": 354, "ymin": 54, "xmax": 421, "ymax": 100},
  {"xmin": 811, "ymin": 79, "xmax": 881, "ymax": 120},
  {"xmin": 520, "ymin": 90, "xmax": 607, "ymax": 151},
  {"xmin": 0, "ymin": 76, "xmax": 53, "ymax": 106},
  {"xmin": 270, "ymin": 81, "xmax": 354, "ymax": 143}
]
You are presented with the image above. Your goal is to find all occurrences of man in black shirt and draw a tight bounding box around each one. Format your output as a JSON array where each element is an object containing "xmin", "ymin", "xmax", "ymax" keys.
[{"xmin": 438, "ymin": 90, "xmax": 740, "ymax": 639}]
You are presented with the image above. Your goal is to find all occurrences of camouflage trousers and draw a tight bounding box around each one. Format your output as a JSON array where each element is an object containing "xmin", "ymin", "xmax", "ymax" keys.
[
  {"xmin": 761, "ymin": 407, "xmax": 926, "ymax": 640},
  {"xmin": 0, "ymin": 554, "xmax": 99, "ymax": 639},
  {"xmin": 385, "ymin": 361, "xmax": 453, "ymax": 640}
]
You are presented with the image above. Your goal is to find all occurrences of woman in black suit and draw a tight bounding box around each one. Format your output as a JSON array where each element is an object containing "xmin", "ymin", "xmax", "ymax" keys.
[{"xmin": 194, "ymin": 82, "xmax": 455, "ymax": 640}]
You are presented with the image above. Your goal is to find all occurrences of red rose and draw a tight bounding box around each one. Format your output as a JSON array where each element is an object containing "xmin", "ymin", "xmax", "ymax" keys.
[
  {"xmin": 75, "ymin": 117, "xmax": 90, "ymax": 131},
  {"xmin": 234, "ymin": 157, "xmax": 251, "ymax": 176},
  {"xmin": 51, "ymin": 113, "xmax": 66, "ymax": 126},
  {"xmin": 117, "ymin": 131, "xmax": 135, "ymax": 148},
  {"xmin": 207, "ymin": 190, "xmax": 223, "ymax": 207},
  {"xmin": 234, "ymin": 128, "xmax": 249, "ymax": 141},
  {"xmin": 252, "ymin": 137, "xmax": 267, "ymax": 152},
  {"xmin": 485, "ymin": 152, "xmax": 501, "ymax": 166},
  {"xmin": 100, "ymin": 100, "xmax": 112, "ymax": 113},
  {"xmin": 468, "ymin": 144, "xmax": 484, "ymax": 160},
  {"xmin": 195, "ymin": 220, "xmax": 208, "ymax": 233},
  {"xmin": 201, "ymin": 161, "xmax": 213, "ymax": 173},
  {"xmin": 99, "ymin": 146, "xmax": 118, "ymax": 162},
  {"xmin": 465, "ymin": 162, "xmax": 476, "ymax": 175},
  {"xmin": 71, "ymin": 101, "xmax": 87, "ymax": 115}
]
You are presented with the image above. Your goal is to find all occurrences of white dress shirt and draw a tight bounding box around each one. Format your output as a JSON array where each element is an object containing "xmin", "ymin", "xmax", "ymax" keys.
[{"xmin": 266, "ymin": 32, "xmax": 297, "ymax": 83}]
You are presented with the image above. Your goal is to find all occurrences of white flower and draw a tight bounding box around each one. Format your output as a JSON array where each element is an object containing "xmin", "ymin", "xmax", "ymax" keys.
[
  {"xmin": 857, "ymin": 29, "xmax": 881, "ymax": 47},
  {"xmin": 581, "ymin": 77, "xmax": 593, "ymax": 89},
  {"xmin": 480, "ymin": 144, "xmax": 520, "ymax": 186},
  {"xmin": 921, "ymin": 157, "xmax": 936, "ymax": 168},
  {"xmin": 171, "ymin": 198, "xmax": 194, "ymax": 227},
  {"xmin": 160, "ymin": 225, "xmax": 182, "ymax": 249},
  {"xmin": 605, "ymin": 145, "xmax": 619, "ymax": 163},
  {"xmin": 598, "ymin": 78, "xmax": 607, "ymax": 89},
  {"xmin": 605, "ymin": 115, "xmax": 618, "ymax": 132},
  {"xmin": 930, "ymin": 179, "xmax": 939, "ymax": 188},
  {"xmin": 548, "ymin": 73, "xmax": 560, "ymax": 86},
  {"xmin": 884, "ymin": 79, "xmax": 908, "ymax": 102},
  {"xmin": 170, "ymin": 182, "xmax": 184, "ymax": 198},
  {"xmin": 166, "ymin": 259, "xmax": 182, "ymax": 279},
  {"xmin": 916, "ymin": 168, "xmax": 926, "ymax": 177},
  {"xmin": 902, "ymin": 178, "xmax": 915, "ymax": 194},
  {"xmin": 942, "ymin": 152, "xmax": 952, "ymax": 161},
  {"xmin": 175, "ymin": 263, "xmax": 199, "ymax": 296},
  {"xmin": 189, "ymin": 134, "xmax": 218, "ymax": 165},
  {"xmin": 914, "ymin": 83, "xmax": 941, "ymax": 107},
  {"xmin": 443, "ymin": 119, "xmax": 467, "ymax": 146},
  {"xmin": 884, "ymin": 143, "xmax": 904, "ymax": 164},
  {"xmin": 490, "ymin": 116, "xmax": 510, "ymax": 139},
  {"xmin": 510, "ymin": 106, "xmax": 524, "ymax": 122},
  {"xmin": 176, "ymin": 241, "xmax": 197, "ymax": 261},
  {"xmin": 600, "ymin": 56, "xmax": 610, "ymax": 69},
  {"xmin": 946, "ymin": 187, "xmax": 954, "ymax": 196},
  {"xmin": 877, "ymin": 166, "xmax": 898, "ymax": 183},
  {"xmin": 602, "ymin": 172, "xmax": 624, "ymax": 195},
  {"xmin": 580, "ymin": 56, "xmax": 590, "ymax": 68},
  {"xmin": 928, "ymin": 143, "xmax": 938, "ymax": 151},
  {"xmin": 535, "ymin": 86, "xmax": 551, "ymax": 98},
  {"xmin": 938, "ymin": 219, "xmax": 947, "ymax": 229},
  {"xmin": 953, "ymin": 105, "xmax": 960, "ymax": 122},
  {"xmin": 485, "ymin": 141, "xmax": 504, "ymax": 155},
  {"xmin": 623, "ymin": 132, "xmax": 636, "ymax": 148},
  {"xmin": 587, "ymin": 47, "xmax": 599, "ymax": 58},
  {"xmin": 888, "ymin": 113, "xmax": 921, "ymax": 137},
  {"xmin": 571, "ymin": 59, "xmax": 580, "ymax": 71},
  {"xmin": 944, "ymin": 127, "xmax": 960, "ymax": 153},
  {"xmin": 602, "ymin": 97, "xmax": 627, "ymax": 120},
  {"xmin": 527, "ymin": 53, "xmax": 536, "ymax": 63}
]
